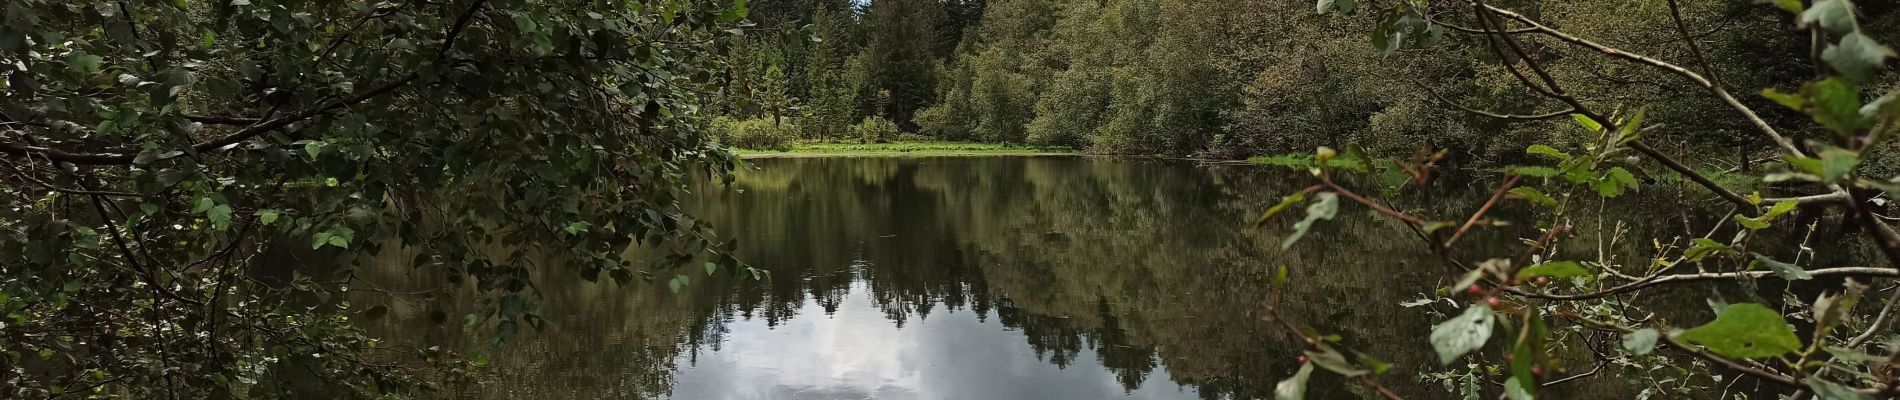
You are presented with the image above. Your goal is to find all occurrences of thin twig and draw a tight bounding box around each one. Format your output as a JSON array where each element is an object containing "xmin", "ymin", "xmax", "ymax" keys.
[
  {"xmin": 1445, "ymin": 175, "xmax": 1520, "ymax": 248},
  {"xmin": 1847, "ymin": 285, "xmax": 1900, "ymax": 348}
]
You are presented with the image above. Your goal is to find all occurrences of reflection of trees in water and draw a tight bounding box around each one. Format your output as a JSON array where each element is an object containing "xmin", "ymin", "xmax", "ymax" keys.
[{"xmin": 356, "ymin": 157, "xmax": 1878, "ymax": 399}]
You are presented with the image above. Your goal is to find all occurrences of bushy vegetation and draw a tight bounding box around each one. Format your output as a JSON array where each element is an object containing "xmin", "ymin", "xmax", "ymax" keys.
[
  {"xmin": 0, "ymin": 0, "xmax": 762, "ymax": 398},
  {"xmin": 713, "ymin": 117, "xmax": 799, "ymax": 150},
  {"xmin": 723, "ymin": 0, "xmax": 1900, "ymax": 165},
  {"xmin": 1248, "ymin": 1, "xmax": 1900, "ymax": 399},
  {"xmin": 851, "ymin": 116, "xmax": 903, "ymax": 143}
]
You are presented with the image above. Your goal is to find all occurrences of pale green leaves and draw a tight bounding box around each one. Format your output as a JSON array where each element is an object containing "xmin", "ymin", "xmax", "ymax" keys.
[
  {"xmin": 1674, "ymin": 303, "xmax": 1802, "ymax": 359},
  {"xmin": 1508, "ymin": 187, "xmax": 1556, "ymax": 207},
  {"xmin": 1824, "ymin": 33, "xmax": 1894, "ymax": 81},
  {"xmin": 1314, "ymin": 0, "xmax": 1354, "ymax": 14},
  {"xmin": 1592, "ymin": 167, "xmax": 1638, "ymax": 198},
  {"xmin": 667, "ymin": 274, "xmax": 691, "ymax": 293},
  {"xmin": 1305, "ymin": 344, "xmax": 1368, "ymax": 377},
  {"xmin": 1684, "ymin": 238, "xmax": 1734, "ymax": 261},
  {"xmin": 1812, "ymin": 281, "xmax": 1866, "ymax": 343},
  {"xmin": 1503, "ymin": 166, "xmax": 1559, "ymax": 178},
  {"xmin": 1282, "ymin": 192, "xmax": 1339, "ymax": 249},
  {"xmin": 1735, "ymin": 199, "xmax": 1799, "ymax": 229},
  {"xmin": 1515, "ymin": 261, "xmax": 1589, "ymax": 280},
  {"xmin": 719, "ymin": 0, "xmax": 751, "ymax": 23},
  {"xmin": 1764, "ymin": 78, "xmax": 1871, "ymax": 137},
  {"xmin": 193, "ymin": 197, "xmax": 234, "ymax": 230},
  {"xmin": 1252, "ymin": 193, "xmax": 1309, "ymax": 231},
  {"xmin": 1801, "ymin": 0, "xmax": 1857, "ymax": 35},
  {"xmin": 1526, "ymin": 144, "xmax": 1569, "ymax": 160},
  {"xmin": 311, "ymin": 227, "xmax": 355, "ymax": 250},
  {"xmin": 1431, "ymin": 305, "xmax": 1495, "ymax": 364},
  {"xmin": 1503, "ymin": 377, "xmax": 1534, "ymax": 400},
  {"xmin": 1366, "ymin": 5, "xmax": 1440, "ymax": 57},
  {"xmin": 1773, "ymin": 0, "xmax": 1804, "ymax": 13},
  {"xmin": 1750, "ymin": 253, "xmax": 1813, "ymax": 280},
  {"xmin": 1808, "ymin": 377, "xmax": 1874, "ymax": 400},
  {"xmin": 67, "ymin": 52, "xmax": 103, "ymax": 75},
  {"xmin": 1570, "ymin": 114, "xmax": 1602, "ymax": 132},
  {"xmin": 1622, "ymin": 328, "xmax": 1660, "ymax": 355},
  {"xmin": 1274, "ymin": 363, "xmax": 1314, "ymax": 400}
]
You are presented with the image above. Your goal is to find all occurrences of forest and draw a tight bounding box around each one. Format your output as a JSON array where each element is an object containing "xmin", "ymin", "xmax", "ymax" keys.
[
  {"xmin": 8, "ymin": 0, "xmax": 1900, "ymax": 399},
  {"xmin": 716, "ymin": 0, "xmax": 1900, "ymax": 166}
]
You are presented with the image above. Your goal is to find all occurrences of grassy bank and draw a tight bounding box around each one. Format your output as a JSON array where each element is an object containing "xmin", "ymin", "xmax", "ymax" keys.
[{"xmin": 737, "ymin": 141, "xmax": 1077, "ymax": 158}]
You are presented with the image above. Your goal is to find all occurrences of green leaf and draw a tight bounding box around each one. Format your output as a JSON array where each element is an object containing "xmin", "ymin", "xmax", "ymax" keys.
[
  {"xmin": 311, "ymin": 232, "xmax": 333, "ymax": 249},
  {"xmin": 68, "ymin": 53, "xmax": 103, "ymax": 74},
  {"xmin": 1808, "ymin": 78, "xmax": 1869, "ymax": 136},
  {"xmin": 1525, "ymin": 144, "xmax": 1569, "ymax": 160},
  {"xmin": 1509, "ymin": 307, "xmax": 1548, "ymax": 398},
  {"xmin": 1571, "ymin": 114, "xmax": 1602, "ymax": 132},
  {"xmin": 1503, "ymin": 377, "xmax": 1534, "ymax": 400},
  {"xmin": 1622, "ymin": 328, "xmax": 1660, "ymax": 355},
  {"xmin": 1272, "ymin": 265, "xmax": 1290, "ymax": 289},
  {"xmin": 1807, "ymin": 377, "xmax": 1874, "ymax": 400},
  {"xmin": 1504, "ymin": 166, "xmax": 1559, "ymax": 178},
  {"xmin": 719, "ymin": 0, "xmax": 749, "ymax": 23},
  {"xmin": 704, "ymin": 261, "xmax": 718, "ymax": 276},
  {"xmin": 1516, "ymin": 261, "xmax": 1590, "ymax": 280},
  {"xmin": 1801, "ymin": 0, "xmax": 1858, "ymax": 35},
  {"xmin": 1735, "ymin": 199, "xmax": 1799, "ymax": 229},
  {"xmin": 1281, "ymin": 192, "xmax": 1338, "ymax": 250},
  {"xmin": 1253, "ymin": 193, "xmax": 1308, "ymax": 230},
  {"xmin": 1315, "ymin": 0, "xmax": 1336, "ymax": 14},
  {"xmin": 1862, "ymin": 90, "xmax": 1900, "ymax": 121},
  {"xmin": 1763, "ymin": 88, "xmax": 1807, "ymax": 111},
  {"xmin": 512, "ymin": 14, "xmax": 539, "ymax": 33},
  {"xmin": 1430, "ymin": 305, "xmax": 1495, "ymax": 365},
  {"xmin": 667, "ymin": 276, "xmax": 683, "ymax": 293},
  {"xmin": 1812, "ymin": 282, "xmax": 1866, "ymax": 342},
  {"xmin": 1684, "ymin": 238, "xmax": 1733, "ymax": 261},
  {"xmin": 1305, "ymin": 344, "xmax": 1368, "ymax": 377},
  {"xmin": 304, "ymin": 141, "xmax": 324, "ymax": 159},
  {"xmin": 1618, "ymin": 108, "xmax": 1647, "ymax": 141},
  {"xmin": 1819, "ymin": 148, "xmax": 1860, "ymax": 183},
  {"xmin": 1592, "ymin": 167, "xmax": 1638, "ymax": 198},
  {"xmin": 1353, "ymin": 351, "xmax": 1392, "ymax": 375},
  {"xmin": 1825, "ymin": 32, "xmax": 1894, "ymax": 81},
  {"xmin": 207, "ymin": 205, "xmax": 233, "ymax": 230},
  {"xmin": 1773, "ymin": 0, "xmax": 1804, "ymax": 13},
  {"xmin": 1674, "ymin": 303, "xmax": 1802, "ymax": 359},
  {"xmin": 1508, "ymin": 187, "xmax": 1557, "ymax": 207},
  {"xmin": 1751, "ymin": 253, "xmax": 1813, "ymax": 280},
  {"xmin": 1273, "ymin": 363, "xmax": 1314, "ymax": 400}
]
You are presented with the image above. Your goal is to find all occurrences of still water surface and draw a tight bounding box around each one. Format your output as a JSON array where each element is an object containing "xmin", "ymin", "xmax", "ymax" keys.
[{"xmin": 356, "ymin": 156, "xmax": 1847, "ymax": 399}]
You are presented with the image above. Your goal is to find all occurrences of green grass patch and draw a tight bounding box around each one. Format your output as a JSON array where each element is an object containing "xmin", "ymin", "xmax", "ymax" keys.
[
  {"xmin": 737, "ymin": 141, "xmax": 1076, "ymax": 157},
  {"xmin": 1247, "ymin": 153, "xmax": 1316, "ymax": 168}
]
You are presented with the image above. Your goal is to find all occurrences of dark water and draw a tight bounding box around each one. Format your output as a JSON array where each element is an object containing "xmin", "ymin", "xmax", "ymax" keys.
[{"xmin": 355, "ymin": 156, "xmax": 1871, "ymax": 399}]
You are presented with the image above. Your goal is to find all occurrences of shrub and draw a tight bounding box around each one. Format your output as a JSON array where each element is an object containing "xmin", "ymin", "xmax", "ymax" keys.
[
  {"xmin": 712, "ymin": 117, "xmax": 798, "ymax": 150},
  {"xmin": 852, "ymin": 116, "xmax": 902, "ymax": 143}
]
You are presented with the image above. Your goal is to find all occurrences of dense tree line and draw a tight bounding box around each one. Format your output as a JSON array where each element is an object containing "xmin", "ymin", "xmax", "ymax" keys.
[{"xmin": 720, "ymin": 0, "xmax": 1900, "ymax": 163}]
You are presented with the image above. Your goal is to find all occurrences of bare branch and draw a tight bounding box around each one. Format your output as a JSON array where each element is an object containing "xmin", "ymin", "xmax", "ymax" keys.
[{"xmin": 1475, "ymin": 3, "xmax": 1803, "ymax": 157}]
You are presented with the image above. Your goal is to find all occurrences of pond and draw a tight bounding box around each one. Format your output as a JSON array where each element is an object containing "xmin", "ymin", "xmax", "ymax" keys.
[{"xmin": 354, "ymin": 156, "xmax": 1863, "ymax": 399}]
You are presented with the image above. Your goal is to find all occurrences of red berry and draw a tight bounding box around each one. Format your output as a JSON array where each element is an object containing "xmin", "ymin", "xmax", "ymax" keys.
[
  {"xmin": 1534, "ymin": 276, "xmax": 1550, "ymax": 286},
  {"xmin": 1485, "ymin": 296, "xmax": 1502, "ymax": 308},
  {"xmin": 1532, "ymin": 365, "xmax": 1545, "ymax": 378},
  {"xmin": 1298, "ymin": 355, "xmax": 1310, "ymax": 364},
  {"xmin": 1464, "ymin": 284, "xmax": 1485, "ymax": 296},
  {"xmin": 1504, "ymin": 279, "xmax": 1520, "ymax": 287}
]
